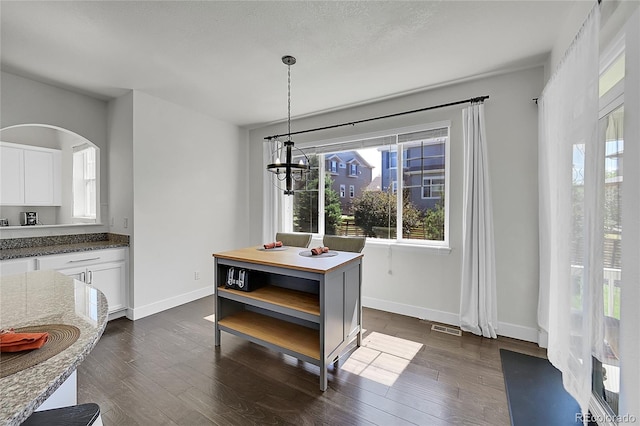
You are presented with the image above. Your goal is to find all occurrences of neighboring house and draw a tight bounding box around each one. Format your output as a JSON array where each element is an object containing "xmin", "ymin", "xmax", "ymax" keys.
[
  {"xmin": 380, "ymin": 142, "xmax": 445, "ymax": 211},
  {"xmin": 325, "ymin": 151, "xmax": 373, "ymax": 214}
]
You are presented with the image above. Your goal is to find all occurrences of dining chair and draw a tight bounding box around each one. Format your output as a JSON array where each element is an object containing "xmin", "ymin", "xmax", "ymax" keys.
[
  {"xmin": 322, "ymin": 235, "xmax": 366, "ymax": 253},
  {"xmin": 275, "ymin": 232, "xmax": 312, "ymax": 248}
]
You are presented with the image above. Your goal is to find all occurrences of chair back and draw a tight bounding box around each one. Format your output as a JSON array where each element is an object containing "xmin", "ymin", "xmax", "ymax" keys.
[
  {"xmin": 275, "ymin": 232, "xmax": 312, "ymax": 248},
  {"xmin": 322, "ymin": 235, "xmax": 366, "ymax": 253}
]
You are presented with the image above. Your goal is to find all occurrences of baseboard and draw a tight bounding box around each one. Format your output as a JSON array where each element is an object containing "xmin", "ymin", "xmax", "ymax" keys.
[
  {"xmin": 131, "ymin": 286, "xmax": 213, "ymax": 320},
  {"xmin": 362, "ymin": 296, "xmax": 538, "ymax": 343},
  {"xmin": 362, "ymin": 296, "xmax": 459, "ymax": 327},
  {"xmin": 497, "ymin": 321, "xmax": 539, "ymax": 343}
]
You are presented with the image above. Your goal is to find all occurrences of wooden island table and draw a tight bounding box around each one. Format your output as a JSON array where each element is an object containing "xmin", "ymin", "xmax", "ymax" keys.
[{"xmin": 213, "ymin": 245, "xmax": 363, "ymax": 391}]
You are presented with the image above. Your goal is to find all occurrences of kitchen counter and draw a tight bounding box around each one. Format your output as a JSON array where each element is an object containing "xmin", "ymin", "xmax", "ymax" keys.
[
  {"xmin": 0, "ymin": 233, "xmax": 129, "ymax": 261},
  {"xmin": 0, "ymin": 270, "xmax": 108, "ymax": 426}
]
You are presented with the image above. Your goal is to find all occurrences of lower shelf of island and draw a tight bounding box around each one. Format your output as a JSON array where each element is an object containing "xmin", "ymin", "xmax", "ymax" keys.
[{"xmin": 217, "ymin": 310, "xmax": 320, "ymax": 361}]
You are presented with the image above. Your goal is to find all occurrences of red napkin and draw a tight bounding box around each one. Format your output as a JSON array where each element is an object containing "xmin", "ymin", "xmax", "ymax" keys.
[
  {"xmin": 263, "ymin": 241, "xmax": 283, "ymax": 249},
  {"xmin": 311, "ymin": 246, "xmax": 329, "ymax": 255},
  {"xmin": 0, "ymin": 328, "xmax": 49, "ymax": 353}
]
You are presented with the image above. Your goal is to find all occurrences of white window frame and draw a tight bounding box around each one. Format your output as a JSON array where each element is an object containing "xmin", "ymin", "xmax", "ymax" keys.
[
  {"xmin": 286, "ymin": 121, "xmax": 450, "ymax": 248},
  {"xmin": 349, "ymin": 163, "xmax": 358, "ymax": 176},
  {"xmin": 421, "ymin": 173, "xmax": 445, "ymax": 199},
  {"xmin": 349, "ymin": 184, "xmax": 355, "ymax": 198},
  {"xmin": 339, "ymin": 184, "xmax": 345, "ymax": 198},
  {"xmin": 72, "ymin": 144, "xmax": 98, "ymax": 221}
]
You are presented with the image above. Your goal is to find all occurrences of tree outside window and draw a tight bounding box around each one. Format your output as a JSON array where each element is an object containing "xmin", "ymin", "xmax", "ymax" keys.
[{"xmin": 287, "ymin": 125, "xmax": 449, "ymax": 244}]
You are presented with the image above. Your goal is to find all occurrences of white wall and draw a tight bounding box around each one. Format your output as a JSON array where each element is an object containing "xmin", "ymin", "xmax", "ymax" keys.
[
  {"xmin": 107, "ymin": 92, "xmax": 134, "ymax": 312},
  {"xmin": 0, "ymin": 71, "xmax": 109, "ymax": 237},
  {"xmin": 249, "ymin": 66, "xmax": 543, "ymax": 342},
  {"xmin": 129, "ymin": 91, "xmax": 249, "ymax": 319}
]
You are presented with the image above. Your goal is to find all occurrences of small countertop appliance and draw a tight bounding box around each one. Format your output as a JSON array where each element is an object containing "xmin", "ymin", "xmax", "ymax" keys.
[{"xmin": 20, "ymin": 212, "xmax": 38, "ymax": 226}]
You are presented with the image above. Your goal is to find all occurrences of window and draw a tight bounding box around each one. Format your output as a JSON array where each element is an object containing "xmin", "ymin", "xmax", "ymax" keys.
[
  {"xmin": 591, "ymin": 47, "xmax": 625, "ymax": 418},
  {"xmin": 288, "ymin": 123, "xmax": 449, "ymax": 245},
  {"xmin": 422, "ymin": 175, "xmax": 445, "ymax": 199},
  {"xmin": 389, "ymin": 151, "xmax": 397, "ymax": 169},
  {"xmin": 72, "ymin": 145, "xmax": 97, "ymax": 219}
]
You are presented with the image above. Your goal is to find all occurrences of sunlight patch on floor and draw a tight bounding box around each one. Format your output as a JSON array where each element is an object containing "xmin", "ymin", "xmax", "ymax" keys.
[
  {"xmin": 203, "ymin": 314, "xmax": 215, "ymax": 323},
  {"xmin": 341, "ymin": 332, "xmax": 423, "ymax": 386}
]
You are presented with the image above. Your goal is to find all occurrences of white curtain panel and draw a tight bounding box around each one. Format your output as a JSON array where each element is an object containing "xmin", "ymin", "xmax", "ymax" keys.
[
  {"xmin": 459, "ymin": 102, "xmax": 498, "ymax": 339},
  {"xmin": 262, "ymin": 140, "xmax": 281, "ymax": 243},
  {"xmin": 537, "ymin": 5, "xmax": 601, "ymax": 414}
]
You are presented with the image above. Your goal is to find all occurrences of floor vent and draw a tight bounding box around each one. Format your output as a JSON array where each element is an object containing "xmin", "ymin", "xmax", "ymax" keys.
[{"xmin": 431, "ymin": 324, "xmax": 462, "ymax": 337}]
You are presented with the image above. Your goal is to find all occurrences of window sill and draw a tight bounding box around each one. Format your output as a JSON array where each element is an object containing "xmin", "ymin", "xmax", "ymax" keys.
[{"xmin": 362, "ymin": 238, "xmax": 452, "ymax": 255}]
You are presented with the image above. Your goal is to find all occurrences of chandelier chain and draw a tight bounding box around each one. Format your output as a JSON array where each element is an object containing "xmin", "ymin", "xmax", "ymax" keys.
[{"xmin": 287, "ymin": 63, "xmax": 291, "ymax": 140}]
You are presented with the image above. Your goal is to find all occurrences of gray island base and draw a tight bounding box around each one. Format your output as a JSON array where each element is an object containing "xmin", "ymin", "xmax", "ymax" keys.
[{"xmin": 213, "ymin": 246, "xmax": 363, "ymax": 391}]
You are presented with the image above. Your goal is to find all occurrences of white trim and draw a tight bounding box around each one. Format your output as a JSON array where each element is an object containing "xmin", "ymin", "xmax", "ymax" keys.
[
  {"xmin": 600, "ymin": 29, "xmax": 626, "ymax": 73},
  {"xmin": 130, "ymin": 286, "xmax": 213, "ymax": 320},
  {"xmin": 364, "ymin": 237, "xmax": 451, "ymax": 253},
  {"xmin": 588, "ymin": 394, "xmax": 618, "ymax": 426},
  {"xmin": 297, "ymin": 120, "xmax": 452, "ymax": 150},
  {"xmin": 363, "ymin": 296, "xmax": 459, "ymax": 326},
  {"xmin": 362, "ymin": 296, "xmax": 538, "ymax": 343},
  {"xmin": 497, "ymin": 321, "xmax": 539, "ymax": 343}
]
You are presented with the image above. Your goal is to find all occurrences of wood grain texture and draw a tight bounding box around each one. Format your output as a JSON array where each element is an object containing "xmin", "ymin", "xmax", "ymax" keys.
[
  {"xmin": 78, "ymin": 295, "xmax": 546, "ymax": 425},
  {"xmin": 213, "ymin": 245, "xmax": 363, "ymax": 274},
  {"xmin": 218, "ymin": 311, "xmax": 320, "ymax": 360},
  {"xmin": 218, "ymin": 285, "xmax": 320, "ymax": 316}
]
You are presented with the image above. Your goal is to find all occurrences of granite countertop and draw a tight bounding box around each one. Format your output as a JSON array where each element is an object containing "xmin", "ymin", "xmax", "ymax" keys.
[
  {"xmin": 0, "ymin": 270, "xmax": 108, "ymax": 426},
  {"xmin": 0, "ymin": 233, "xmax": 129, "ymax": 261}
]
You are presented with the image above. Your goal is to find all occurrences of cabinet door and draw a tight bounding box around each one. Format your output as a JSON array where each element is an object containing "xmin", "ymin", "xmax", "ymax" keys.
[
  {"xmin": 56, "ymin": 266, "xmax": 87, "ymax": 282},
  {"xmin": 24, "ymin": 149, "xmax": 60, "ymax": 205},
  {"xmin": 0, "ymin": 258, "xmax": 36, "ymax": 276},
  {"xmin": 0, "ymin": 145, "xmax": 25, "ymax": 205},
  {"xmin": 88, "ymin": 262, "xmax": 126, "ymax": 312}
]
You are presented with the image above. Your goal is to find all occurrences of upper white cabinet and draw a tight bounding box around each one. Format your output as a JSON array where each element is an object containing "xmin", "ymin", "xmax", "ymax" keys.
[
  {"xmin": 0, "ymin": 144, "xmax": 25, "ymax": 204},
  {"xmin": 0, "ymin": 142, "xmax": 62, "ymax": 206}
]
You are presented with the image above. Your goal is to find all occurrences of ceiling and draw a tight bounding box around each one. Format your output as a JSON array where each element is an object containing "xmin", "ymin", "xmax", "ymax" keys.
[{"xmin": 0, "ymin": 1, "xmax": 577, "ymax": 128}]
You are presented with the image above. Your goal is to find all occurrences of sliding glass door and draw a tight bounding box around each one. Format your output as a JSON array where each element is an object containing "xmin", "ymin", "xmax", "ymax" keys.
[{"xmin": 591, "ymin": 49, "xmax": 625, "ymax": 418}]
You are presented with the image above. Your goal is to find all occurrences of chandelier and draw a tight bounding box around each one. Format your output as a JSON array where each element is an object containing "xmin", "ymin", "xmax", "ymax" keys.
[{"xmin": 266, "ymin": 55, "xmax": 310, "ymax": 195}]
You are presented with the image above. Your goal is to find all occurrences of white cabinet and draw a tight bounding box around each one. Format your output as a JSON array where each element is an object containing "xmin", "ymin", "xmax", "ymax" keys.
[
  {"xmin": 37, "ymin": 248, "xmax": 128, "ymax": 318},
  {"xmin": 0, "ymin": 142, "xmax": 62, "ymax": 206},
  {"xmin": 0, "ymin": 145, "xmax": 25, "ymax": 205},
  {"xmin": 0, "ymin": 258, "xmax": 36, "ymax": 276}
]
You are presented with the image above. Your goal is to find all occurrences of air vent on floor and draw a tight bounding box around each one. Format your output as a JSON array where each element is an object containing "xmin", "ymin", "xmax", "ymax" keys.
[{"xmin": 431, "ymin": 324, "xmax": 462, "ymax": 336}]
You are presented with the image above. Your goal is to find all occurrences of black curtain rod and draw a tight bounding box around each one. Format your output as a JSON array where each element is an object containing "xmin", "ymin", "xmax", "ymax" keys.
[{"xmin": 264, "ymin": 95, "xmax": 489, "ymax": 141}]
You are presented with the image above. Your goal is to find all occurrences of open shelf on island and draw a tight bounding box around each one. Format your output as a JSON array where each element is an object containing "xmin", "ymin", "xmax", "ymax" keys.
[
  {"xmin": 217, "ymin": 311, "xmax": 320, "ymax": 360},
  {"xmin": 217, "ymin": 285, "xmax": 320, "ymax": 317}
]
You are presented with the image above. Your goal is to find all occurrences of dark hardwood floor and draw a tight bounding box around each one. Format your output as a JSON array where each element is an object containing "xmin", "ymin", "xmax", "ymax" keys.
[{"xmin": 77, "ymin": 296, "xmax": 546, "ymax": 425}]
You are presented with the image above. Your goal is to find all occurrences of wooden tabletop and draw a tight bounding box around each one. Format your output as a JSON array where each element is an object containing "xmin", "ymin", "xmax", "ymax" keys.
[{"xmin": 213, "ymin": 246, "xmax": 363, "ymax": 274}]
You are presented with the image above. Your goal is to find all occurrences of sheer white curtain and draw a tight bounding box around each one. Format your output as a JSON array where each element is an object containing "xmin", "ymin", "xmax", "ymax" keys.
[
  {"xmin": 459, "ymin": 102, "xmax": 497, "ymax": 339},
  {"xmin": 263, "ymin": 140, "xmax": 284, "ymax": 243},
  {"xmin": 537, "ymin": 5, "xmax": 601, "ymax": 415}
]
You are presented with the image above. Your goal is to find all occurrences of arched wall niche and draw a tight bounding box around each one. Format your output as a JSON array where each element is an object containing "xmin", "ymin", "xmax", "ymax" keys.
[{"xmin": 0, "ymin": 124, "xmax": 101, "ymax": 227}]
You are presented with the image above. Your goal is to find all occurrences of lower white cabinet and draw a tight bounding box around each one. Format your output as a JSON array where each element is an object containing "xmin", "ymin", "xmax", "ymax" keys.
[
  {"xmin": 57, "ymin": 262, "xmax": 126, "ymax": 313},
  {"xmin": 0, "ymin": 258, "xmax": 37, "ymax": 276},
  {"xmin": 37, "ymin": 248, "xmax": 128, "ymax": 317}
]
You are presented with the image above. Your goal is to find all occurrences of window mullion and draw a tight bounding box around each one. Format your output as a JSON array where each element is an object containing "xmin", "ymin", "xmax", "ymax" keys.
[
  {"xmin": 318, "ymin": 153, "xmax": 326, "ymax": 235},
  {"xmin": 396, "ymin": 138, "xmax": 402, "ymax": 240}
]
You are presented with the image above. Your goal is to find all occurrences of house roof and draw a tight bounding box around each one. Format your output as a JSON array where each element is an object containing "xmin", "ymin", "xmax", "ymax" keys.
[{"xmin": 0, "ymin": 1, "xmax": 577, "ymax": 127}]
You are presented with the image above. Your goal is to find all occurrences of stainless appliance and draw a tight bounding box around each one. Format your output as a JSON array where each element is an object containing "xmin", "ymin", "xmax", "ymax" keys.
[{"xmin": 20, "ymin": 212, "xmax": 38, "ymax": 226}]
